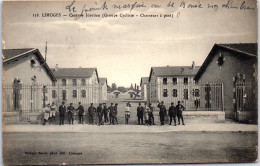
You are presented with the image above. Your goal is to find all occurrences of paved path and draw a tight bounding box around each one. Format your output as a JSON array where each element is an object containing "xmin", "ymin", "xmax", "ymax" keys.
[{"xmin": 3, "ymin": 123, "xmax": 258, "ymax": 133}]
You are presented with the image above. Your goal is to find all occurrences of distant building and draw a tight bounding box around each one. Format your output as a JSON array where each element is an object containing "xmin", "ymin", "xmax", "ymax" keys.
[
  {"xmin": 148, "ymin": 63, "xmax": 200, "ymax": 108},
  {"xmin": 51, "ymin": 67, "xmax": 100, "ymax": 104},
  {"xmin": 194, "ymin": 43, "xmax": 257, "ymax": 122},
  {"xmin": 108, "ymin": 90, "xmax": 121, "ymax": 99},
  {"xmin": 140, "ymin": 77, "xmax": 149, "ymax": 101},
  {"xmin": 99, "ymin": 78, "xmax": 108, "ymax": 101},
  {"xmin": 108, "ymin": 89, "xmax": 138, "ymax": 100},
  {"xmin": 2, "ymin": 48, "xmax": 56, "ymax": 121}
]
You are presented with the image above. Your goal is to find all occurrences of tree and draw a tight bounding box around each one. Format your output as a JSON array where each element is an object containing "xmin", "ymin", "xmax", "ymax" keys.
[
  {"xmin": 130, "ymin": 83, "xmax": 133, "ymax": 90},
  {"xmin": 111, "ymin": 83, "xmax": 117, "ymax": 91},
  {"xmin": 118, "ymin": 86, "xmax": 127, "ymax": 93}
]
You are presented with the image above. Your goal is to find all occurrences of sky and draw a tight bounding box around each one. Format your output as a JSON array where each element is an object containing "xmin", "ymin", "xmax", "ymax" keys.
[{"xmin": 2, "ymin": 0, "xmax": 257, "ymax": 87}]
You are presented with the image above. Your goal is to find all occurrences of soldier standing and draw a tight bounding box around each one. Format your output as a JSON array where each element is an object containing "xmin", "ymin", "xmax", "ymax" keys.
[
  {"xmin": 108, "ymin": 103, "xmax": 114, "ymax": 125},
  {"xmin": 148, "ymin": 103, "xmax": 156, "ymax": 125},
  {"xmin": 50, "ymin": 102, "xmax": 57, "ymax": 124},
  {"xmin": 97, "ymin": 103, "xmax": 104, "ymax": 126},
  {"xmin": 125, "ymin": 103, "xmax": 131, "ymax": 124},
  {"xmin": 144, "ymin": 103, "xmax": 150, "ymax": 126},
  {"xmin": 59, "ymin": 101, "xmax": 66, "ymax": 125},
  {"xmin": 42, "ymin": 103, "xmax": 50, "ymax": 125},
  {"xmin": 176, "ymin": 101, "xmax": 185, "ymax": 125},
  {"xmin": 114, "ymin": 103, "xmax": 119, "ymax": 124},
  {"xmin": 88, "ymin": 103, "xmax": 96, "ymax": 125},
  {"xmin": 67, "ymin": 103, "xmax": 75, "ymax": 125},
  {"xmin": 103, "ymin": 103, "xmax": 109, "ymax": 123},
  {"xmin": 157, "ymin": 101, "xmax": 167, "ymax": 125},
  {"xmin": 168, "ymin": 102, "xmax": 177, "ymax": 126},
  {"xmin": 77, "ymin": 102, "xmax": 84, "ymax": 124},
  {"xmin": 137, "ymin": 102, "xmax": 144, "ymax": 125}
]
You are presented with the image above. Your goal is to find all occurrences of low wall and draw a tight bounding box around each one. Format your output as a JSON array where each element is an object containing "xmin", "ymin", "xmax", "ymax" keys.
[
  {"xmin": 3, "ymin": 112, "xmax": 20, "ymax": 124},
  {"xmin": 182, "ymin": 111, "xmax": 225, "ymax": 123},
  {"xmin": 236, "ymin": 111, "xmax": 257, "ymax": 124},
  {"xmin": 3, "ymin": 111, "xmax": 226, "ymax": 125}
]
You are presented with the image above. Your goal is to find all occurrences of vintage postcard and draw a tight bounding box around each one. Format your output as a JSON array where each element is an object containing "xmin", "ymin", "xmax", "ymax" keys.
[{"xmin": 2, "ymin": 0, "xmax": 258, "ymax": 165}]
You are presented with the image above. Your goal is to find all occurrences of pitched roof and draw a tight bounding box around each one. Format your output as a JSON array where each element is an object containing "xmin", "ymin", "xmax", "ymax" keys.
[
  {"xmin": 99, "ymin": 78, "xmax": 107, "ymax": 85},
  {"xmin": 149, "ymin": 66, "xmax": 200, "ymax": 82},
  {"xmin": 194, "ymin": 43, "xmax": 258, "ymax": 80},
  {"xmin": 217, "ymin": 43, "xmax": 257, "ymax": 56},
  {"xmin": 3, "ymin": 48, "xmax": 35, "ymax": 61},
  {"xmin": 140, "ymin": 77, "xmax": 149, "ymax": 86},
  {"xmin": 2, "ymin": 48, "xmax": 56, "ymax": 81},
  {"xmin": 51, "ymin": 68, "xmax": 98, "ymax": 79}
]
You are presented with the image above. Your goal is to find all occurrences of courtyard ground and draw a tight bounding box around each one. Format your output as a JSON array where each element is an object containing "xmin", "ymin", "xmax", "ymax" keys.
[{"xmin": 2, "ymin": 123, "xmax": 258, "ymax": 165}]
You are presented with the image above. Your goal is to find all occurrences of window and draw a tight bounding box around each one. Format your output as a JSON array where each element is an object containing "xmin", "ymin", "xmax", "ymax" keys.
[
  {"xmin": 173, "ymin": 89, "xmax": 178, "ymax": 97},
  {"xmin": 81, "ymin": 90, "xmax": 86, "ymax": 98},
  {"xmin": 184, "ymin": 89, "xmax": 188, "ymax": 100},
  {"xmin": 62, "ymin": 79, "xmax": 66, "ymax": 86},
  {"xmin": 173, "ymin": 78, "xmax": 177, "ymax": 85},
  {"xmin": 52, "ymin": 81, "xmax": 56, "ymax": 87},
  {"xmin": 73, "ymin": 90, "xmax": 77, "ymax": 98},
  {"xmin": 194, "ymin": 89, "xmax": 200, "ymax": 97},
  {"xmin": 72, "ymin": 79, "xmax": 77, "ymax": 86},
  {"xmin": 184, "ymin": 77, "xmax": 188, "ymax": 85},
  {"xmin": 163, "ymin": 78, "xmax": 167, "ymax": 85},
  {"xmin": 163, "ymin": 89, "xmax": 168, "ymax": 97},
  {"xmin": 62, "ymin": 90, "xmax": 67, "ymax": 100},
  {"xmin": 52, "ymin": 90, "xmax": 56, "ymax": 98},
  {"xmin": 81, "ymin": 79, "xmax": 86, "ymax": 86}
]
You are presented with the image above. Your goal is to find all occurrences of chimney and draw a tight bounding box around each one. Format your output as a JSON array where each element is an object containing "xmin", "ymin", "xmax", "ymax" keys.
[
  {"xmin": 192, "ymin": 61, "xmax": 195, "ymax": 69},
  {"xmin": 55, "ymin": 64, "xmax": 58, "ymax": 71}
]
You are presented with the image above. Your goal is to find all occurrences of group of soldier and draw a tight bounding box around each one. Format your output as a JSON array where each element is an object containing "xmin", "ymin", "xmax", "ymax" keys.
[
  {"xmin": 136, "ymin": 101, "xmax": 185, "ymax": 126},
  {"xmin": 42, "ymin": 100, "xmax": 185, "ymax": 126},
  {"xmin": 42, "ymin": 102, "xmax": 119, "ymax": 125}
]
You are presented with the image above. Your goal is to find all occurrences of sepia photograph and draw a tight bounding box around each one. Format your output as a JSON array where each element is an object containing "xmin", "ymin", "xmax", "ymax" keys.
[{"xmin": 1, "ymin": 0, "xmax": 258, "ymax": 165}]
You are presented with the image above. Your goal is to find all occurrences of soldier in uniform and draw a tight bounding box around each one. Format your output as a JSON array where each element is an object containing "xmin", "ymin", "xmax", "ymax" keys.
[
  {"xmin": 88, "ymin": 103, "xmax": 96, "ymax": 125},
  {"xmin": 108, "ymin": 103, "xmax": 114, "ymax": 125},
  {"xmin": 42, "ymin": 103, "xmax": 50, "ymax": 125},
  {"xmin": 148, "ymin": 103, "xmax": 156, "ymax": 125},
  {"xmin": 176, "ymin": 101, "xmax": 185, "ymax": 125},
  {"xmin": 137, "ymin": 102, "xmax": 144, "ymax": 125},
  {"xmin": 157, "ymin": 101, "xmax": 167, "ymax": 125},
  {"xmin": 97, "ymin": 103, "xmax": 104, "ymax": 126},
  {"xmin": 168, "ymin": 102, "xmax": 177, "ymax": 126},
  {"xmin": 114, "ymin": 103, "xmax": 119, "ymax": 124},
  {"xmin": 59, "ymin": 101, "xmax": 66, "ymax": 125},
  {"xmin": 144, "ymin": 103, "xmax": 150, "ymax": 126},
  {"xmin": 50, "ymin": 102, "xmax": 57, "ymax": 124},
  {"xmin": 125, "ymin": 103, "xmax": 131, "ymax": 124},
  {"xmin": 103, "ymin": 103, "xmax": 109, "ymax": 123},
  {"xmin": 77, "ymin": 102, "xmax": 84, "ymax": 124},
  {"xmin": 67, "ymin": 103, "xmax": 75, "ymax": 125}
]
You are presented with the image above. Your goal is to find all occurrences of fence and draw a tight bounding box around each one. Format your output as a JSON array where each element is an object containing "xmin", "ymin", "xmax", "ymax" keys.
[
  {"xmin": 151, "ymin": 82, "xmax": 224, "ymax": 111},
  {"xmin": 2, "ymin": 82, "xmax": 102, "ymax": 123},
  {"xmin": 235, "ymin": 81, "xmax": 257, "ymax": 112}
]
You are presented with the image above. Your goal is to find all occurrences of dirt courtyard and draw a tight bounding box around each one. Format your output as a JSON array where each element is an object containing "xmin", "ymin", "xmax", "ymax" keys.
[{"xmin": 3, "ymin": 131, "xmax": 257, "ymax": 165}]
